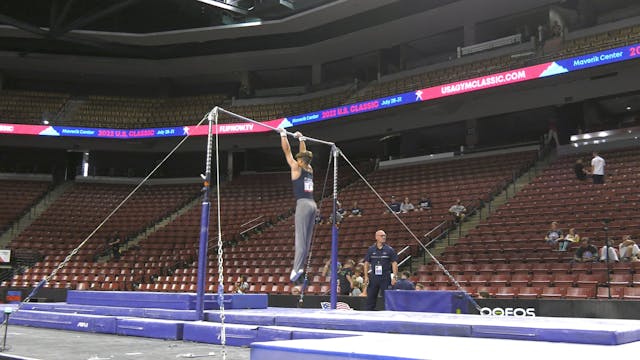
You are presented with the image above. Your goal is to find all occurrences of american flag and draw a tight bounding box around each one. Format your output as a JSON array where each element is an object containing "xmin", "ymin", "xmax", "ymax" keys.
[{"xmin": 320, "ymin": 301, "xmax": 352, "ymax": 311}]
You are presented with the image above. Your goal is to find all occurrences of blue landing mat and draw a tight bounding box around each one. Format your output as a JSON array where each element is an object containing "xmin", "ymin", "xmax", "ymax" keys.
[
  {"xmin": 20, "ymin": 303, "xmax": 198, "ymax": 321},
  {"xmin": 385, "ymin": 290, "xmax": 470, "ymax": 313},
  {"xmin": 183, "ymin": 323, "xmax": 359, "ymax": 347},
  {"xmin": 9, "ymin": 310, "xmax": 116, "ymax": 334},
  {"xmin": 66, "ymin": 291, "xmax": 267, "ymax": 310},
  {"xmin": 251, "ymin": 333, "xmax": 640, "ymax": 360},
  {"xmin": 117, "ymin": 317, "xmax": 184, "ymax": 340},
  {"xmin": 204, "ymin": 308, "xmax": 640, "ymax": 345}
]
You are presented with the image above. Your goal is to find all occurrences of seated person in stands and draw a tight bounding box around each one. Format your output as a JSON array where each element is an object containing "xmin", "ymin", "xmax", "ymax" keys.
[
  {"xmin": 599, "ymin": 239, "xmax": 619, "ymax": 263},
  {"xmin": 392, "ymin": 271, "xmax": 415, "ymax": 290},
  {"xmin": 336, "ymin": 201, "xmax": 347, "ymax": 217},
  {"xmin": 400, "ymin": 197, "xmax": 416, "ymax": 213},
  {"xmin": 329, "ymin": 202, "xmax": 343, "ymax": 225},
  {"xmin": 349, "ymin": 201, "xmax": 363, "ymax": 217},
  {"xmin": 619, "ymin": 235, "xmax": 640, "ymax": 262},
  {"xmin": 544, "ymin": 221, "xmax": 563, "ymax": 247},
  {"xmin": 448, "ymin": 199, "xmax": 466, "ymax": 223},
  {"xmin": 574, "ymin": 159, "xmax": 587, "ymax": 180},
  {"xmin": 558, "ymin": 227, "xmax": 579, "ymax": 251},
  {"xmin": 385, "ymin": 196, "xmax": 401, "ymax": 214},
  {"xmin": 418, "ymin": 196, "xmax": 432, "ymax": 210},
  {"xmin": 351, "ymin": 281, "xmax": 363, "ymax": 296},
  {"xmin": 337, "ymin": 259, "xmax": 355, "ymax": 295},
  {"xmin": 352, "ymin": 265, "xmax": 364, "ymax": 291},
  {"xmin": 573, "ymin": 238, "xmax": 599, "ymax": 263},
  {"xmin": 108, "ymin": 231, "xmax": 122, "ymax": 260},
  {"xmin": 234, "ymin": 275, "xmax": 250, "ymax": 294},
  {"xmin": 415, "ymin": 283, "xmax": 425, "ymax": 290}
]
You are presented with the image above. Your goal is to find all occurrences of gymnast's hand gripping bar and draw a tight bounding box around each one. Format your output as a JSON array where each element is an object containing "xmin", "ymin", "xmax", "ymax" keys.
[{"xmin": 213, "ymin": 107, "xmax": 336, "ymax": 146}]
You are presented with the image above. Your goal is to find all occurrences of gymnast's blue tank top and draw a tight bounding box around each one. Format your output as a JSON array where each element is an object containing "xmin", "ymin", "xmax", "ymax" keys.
[{"xmin": 292, "ymin": 168, "xmax": 314, "ymax": 200}]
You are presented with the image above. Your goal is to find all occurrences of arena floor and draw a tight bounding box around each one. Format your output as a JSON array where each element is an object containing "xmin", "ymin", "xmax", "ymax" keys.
[{"xmin": 0, "ymin": 326, "xmax": 250, "ymax": 360}]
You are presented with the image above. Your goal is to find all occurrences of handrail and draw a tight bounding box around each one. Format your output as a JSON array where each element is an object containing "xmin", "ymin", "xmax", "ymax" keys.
[
  {"xmin": 423, "ymin": 220, "xmax": 447, "ymax": 239},
  {"xmin": 240, "ymin": 215, "xmax": 264, "ymax": 228},
  {"xmin": 398, "ymin": 255, "xmax": 412, "ymax": 267},
  {"xmin": 397, "ymin": 245, "xmax": 411, "ymax": 256},
  {"xmin": 424, "ymin": 230, "xmax": 449, "ymax": 249},
  {"xmin": 239, "ymin": 221, "xmax": 265, "ymax": 236}
]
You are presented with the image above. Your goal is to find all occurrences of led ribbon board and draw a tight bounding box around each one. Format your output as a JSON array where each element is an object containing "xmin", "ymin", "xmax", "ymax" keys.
[{"xmin": 1, "ymin": 43, "xmax": 639, "ymax": 139}]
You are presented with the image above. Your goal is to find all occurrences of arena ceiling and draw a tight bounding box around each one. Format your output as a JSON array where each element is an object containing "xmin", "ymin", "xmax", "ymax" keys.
[{"xmin": 0, "ymin": 0, "xmax": 461, "ymax": 59}]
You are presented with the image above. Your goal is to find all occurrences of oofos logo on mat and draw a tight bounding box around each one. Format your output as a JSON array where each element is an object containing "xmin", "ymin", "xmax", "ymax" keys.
[{"xmin": 480, "ymin": 307, "xmax": 536, "ymax": 317}]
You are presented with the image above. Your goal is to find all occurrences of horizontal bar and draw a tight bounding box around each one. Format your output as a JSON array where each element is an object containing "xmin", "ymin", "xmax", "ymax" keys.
[{"xmin": 215, "ymin": 107, "xmax": 335, "ymax": 146}]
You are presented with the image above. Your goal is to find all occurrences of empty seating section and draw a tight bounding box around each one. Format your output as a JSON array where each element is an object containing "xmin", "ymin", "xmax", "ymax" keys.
[
  {"xmin": 64, "ymin": 90, "xmax": 353, "ymax": 128},
  {"xmin": 0, "ymin": 180, "xmax": 51, "ymax": 233},
  {"xmin": 418, "ymin": 147, "xmax": 640, "ymax": 299},
  {"xmin": 129, "ymin": 172, "xmax": 295, "ymax": 293},
  {"xmin": 554, "ymin": 24, "xmax": 640, "ymax": 61},
  {"xmin": 6, "ymin": 182, "xmax": 201, "ymax": 290},
  {"xmin": 0, "ymin": 90, "xmax": 69, "ymax": 125},
  {"xmin": 4, "ymin": 151, "xmax": 535, "ymax": 293},
  {"xmin": 196, "ymin": 90, "xmax": 352, "ymax": 124},
  {"xmin": 352, "ymin": 54, "xmax": 527, "ymax": 103},
  {"xmin": 4, "ymin": 24, "xmax": 638, "ymax": 129},
  {"xmin": 72, "ymin": 94, "xmax": 228, "ymax": 129},
  {"xmin": 133, "ymin": 162, "xmax": 371, "ymax": 294},
  {"xmin": 350, "ymin": 23, "xmax": 640, "ymax": 103},
  {"xmin": 142, "ymin": 150, "xmax": 533, "ymax": 295}
]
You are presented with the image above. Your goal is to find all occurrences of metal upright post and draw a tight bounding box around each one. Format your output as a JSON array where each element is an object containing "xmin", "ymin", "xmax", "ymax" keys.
[
  {"xmin": 1, "ymin": 307, "xmax": 11, "ymax": 351},
  {"xmin": 195, "ymin": 111, "xmax": 215, "ymax": 320},
  {"xmin": 330, "ymin": 145, "xmax": 339, "ymax": 310},
  {"xmin": 604, "ymin": 221, "xmax": 611, "ymax": 299}
]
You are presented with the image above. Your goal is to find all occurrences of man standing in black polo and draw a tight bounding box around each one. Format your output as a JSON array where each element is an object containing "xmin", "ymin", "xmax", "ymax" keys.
[{"xmin": 364, "ymin": 230, "xmax": 398, "ymax": 310}]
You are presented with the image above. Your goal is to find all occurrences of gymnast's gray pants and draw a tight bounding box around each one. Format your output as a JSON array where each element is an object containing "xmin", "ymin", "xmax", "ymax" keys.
[{"xmin": 293, "ymin": 198, "xmax": 317, "ymax": 272}]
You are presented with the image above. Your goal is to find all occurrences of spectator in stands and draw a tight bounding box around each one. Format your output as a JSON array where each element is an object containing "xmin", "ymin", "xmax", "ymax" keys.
[
  {"xmin": 392, "ymin": 271, "xmax": 415, "ymax": 290},
  {"xmin": 385, "ymin": 196, "xmax": 401, "ymax": 214},
  {"xmin": 600, "ymin": 239, "xmax": 619, "ymax": 263},
  {"xmin": 338, "ymin": 259, "xmax": 355, "ymax": 296},
  {"xmin": 364, "ymin": 230, "xmax": 398, "ymax": 311},
  {"xmin": 619, "ymin": 235, "xmax": 640, "ymax": 262},
  {"xmin": 544, "ymin": 221, "xmax": 563, "ymax": 247},
  {"xmin": 336, "ymin": 201, "xmax": 347, "ymax": 218},
  {"xmin": 573, "ymin": 238, "xmax": 599, "ymax": 263},
  {"xmin": 574, "ymin": 159, "xmax": 587, "ymax": 181},
  {"xmin": 415, "ymin": 283, "xmax": 425, "ymax": 290},
  {"xmin": 400, "ymin": 197, "xmax": 416, "ymax": 213},
  {"xmin": 418, "ymin": 196, "xmax": 432, "ymax": 210},
  {"xmin": 108, "ymin": 231, "xmax": 122, "ymax": 260},
  {"xmin": 590, "ymin": 151, "xmax": 605, "ymax": 184},
  {"xmin": 279, "ymin": 129, "xmax": 317, "ymax": 283},
  {"xmin": 559, "ymin": 227, "xmax": 579, "ymax": 251},
  {"xmin": 551, "ymin": 21, "xmax": 563, "ymax": 38},
  {"xmin": 448, "ymin": 199, "xmax": 466, "ymax": 224},
  {"xmin": 329, "ymin": 207, "xmax": 343, "ymax": 225},
  {"xmin": 328, "ymin": 200, "xmax": 345, "ymax": 225},
  {"xmin": 234, "ymin": 275, "xmax": 250, "ymax": 294},
  {"xmin": 349, "ymin": 201, "xmax": 363, "ymax": 217},
  {"xmin": 544, "ymin": 119, "xmax": 560, "ymax": 148},
  {"xmin": 352, "ymin": 265, "xmax": 364, "ymax": 291},
  {"xmin": 351, "ymin": 281, "xmax": 363, "ymax": 296},
  {"xmin": 537, "ymin": 24, "xmax": 546, "ymax": 43}
]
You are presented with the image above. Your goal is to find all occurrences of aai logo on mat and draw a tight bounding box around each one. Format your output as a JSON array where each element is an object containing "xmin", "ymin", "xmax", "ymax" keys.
[{"xmin": 480, "ymin": 307, "xmax": 536, "ymax": 317}]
